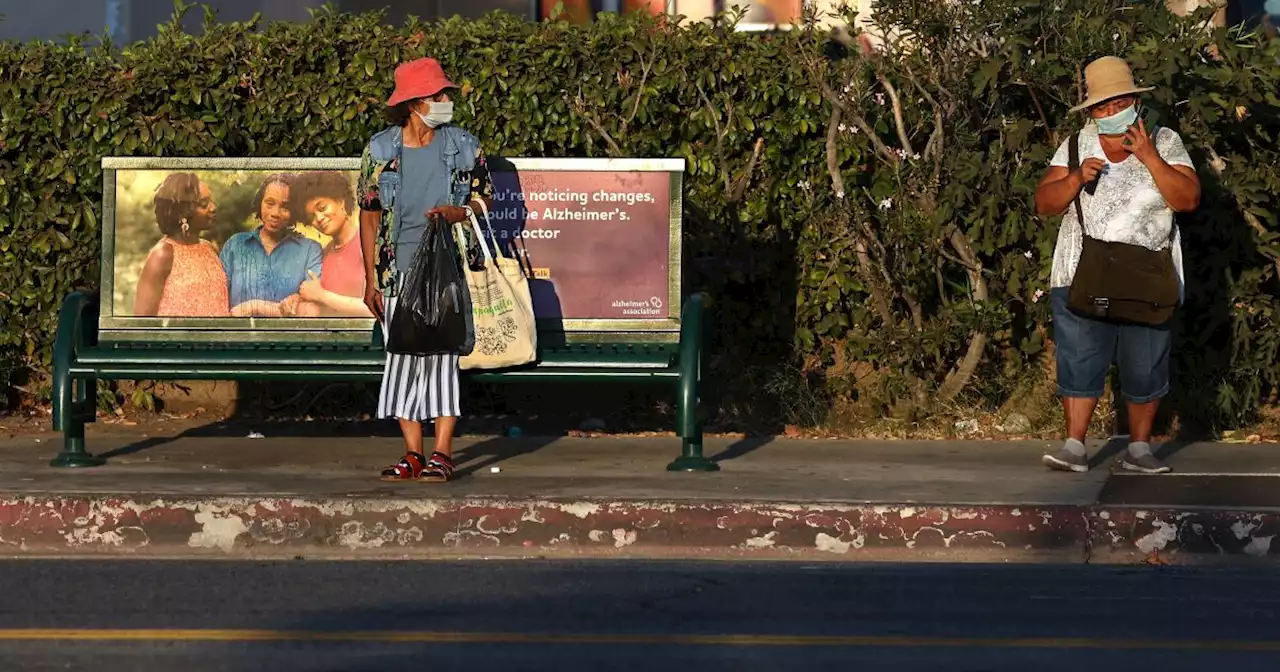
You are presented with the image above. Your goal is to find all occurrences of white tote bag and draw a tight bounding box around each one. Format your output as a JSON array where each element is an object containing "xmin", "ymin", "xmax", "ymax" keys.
[{"xmin": 457, "ymin": 202, "xmax": 537, "ymax": 370}]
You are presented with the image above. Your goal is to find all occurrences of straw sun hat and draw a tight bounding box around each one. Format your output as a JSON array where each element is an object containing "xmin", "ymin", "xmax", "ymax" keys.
[{"xmin": 1068, "ymin": 56, "xmax": 1154, "ymax": 113}]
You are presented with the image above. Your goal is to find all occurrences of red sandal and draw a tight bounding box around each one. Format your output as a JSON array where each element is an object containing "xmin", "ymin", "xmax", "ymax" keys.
[
  {"xmin": 420, "ymin": 452, "xmax": 455, "ymax": 483},
  {"xmin": 380, "ymin": 452, "xmax": 427, "ymax": 481}
]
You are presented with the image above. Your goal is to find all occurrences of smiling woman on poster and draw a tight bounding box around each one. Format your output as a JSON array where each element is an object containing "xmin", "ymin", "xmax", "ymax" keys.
[
  {"xmin": 289, "ymin": 171, "xmax": 373, "ymax": 318},
  {"xmin": 219, "ymin": 173, "xmax": 322, "ymax": 317},
  {"xmin": 133, "ymin": 172, "xmax": 230, "ymax": 318}
]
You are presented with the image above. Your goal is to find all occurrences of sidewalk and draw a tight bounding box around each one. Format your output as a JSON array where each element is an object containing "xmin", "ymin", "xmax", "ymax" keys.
[{"xmin": 1, "ymin": 422, "xmax": 1278, "ymax": 563}]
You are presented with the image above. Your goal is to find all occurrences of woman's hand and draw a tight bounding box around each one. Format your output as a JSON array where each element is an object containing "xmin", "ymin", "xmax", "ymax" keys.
[
  {"xmin": 363, "ymin": 285, "xmax": 385, "ymax": 323},
  {"xmin": 426, "ymin": 205, "xmax": 469, "ymax": 224},
  {"xmin": 1074, "ymin": 158, "xmax": 1105, "ymax": 188},
  {"xmin": 279, "ymin": 294, "xmax": 302, "ymax": 317},
  {"xmin": 231, "ymin": 300, "xmax": 284, "ymax": 318},
  {"xmin": 1123, "ymin": 119, "xmax": 1159, "ymax": 165},
  {"xmin": 299, "ymin": 275, "xmax": 325, "ymax": 304}
]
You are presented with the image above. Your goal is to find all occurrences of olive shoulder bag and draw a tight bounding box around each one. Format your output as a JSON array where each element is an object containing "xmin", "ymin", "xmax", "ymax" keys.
[{"xmin": 1064, "ymin": 132, "xmax": 1179, "ymax": 326}]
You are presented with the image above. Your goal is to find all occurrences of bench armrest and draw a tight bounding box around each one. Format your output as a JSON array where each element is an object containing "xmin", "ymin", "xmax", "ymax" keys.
[
  {"xmin": 676, "ymin": 292, "xmax": 711, "ymax": 436},
  {"xmin": 678, "ymin": 291, "xmax": 711, "ymax": 349},
  {"xmin": 52, "ymin": 292, "xmax": 98, "ymax": 430}
]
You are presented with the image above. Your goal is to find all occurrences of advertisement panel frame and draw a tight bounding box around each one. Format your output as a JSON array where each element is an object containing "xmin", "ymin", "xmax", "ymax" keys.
[{"xmin": 97, "ymin": 156, "xmax": 684, "ymax": 344}]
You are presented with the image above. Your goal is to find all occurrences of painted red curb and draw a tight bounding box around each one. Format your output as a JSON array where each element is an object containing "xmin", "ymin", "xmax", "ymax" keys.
[{"xmin": 0, "ymin": 495, "xmax": 1275, "ymax": 562}]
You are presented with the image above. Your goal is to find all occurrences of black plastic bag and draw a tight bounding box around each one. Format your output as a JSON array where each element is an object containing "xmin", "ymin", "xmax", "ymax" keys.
[{"xmin": 386, "ymin": 216, "xmax": 475, "ymax": 356}]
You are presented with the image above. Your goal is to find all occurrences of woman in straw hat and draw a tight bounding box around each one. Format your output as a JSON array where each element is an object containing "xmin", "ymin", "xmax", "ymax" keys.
[
  {"xmin": 356, "ymin": 57, "xmax": 495, "ymax": 482},
  {"xmin": 1034, "ymin": 56, "xmax": 1201, "ymax": 475}
]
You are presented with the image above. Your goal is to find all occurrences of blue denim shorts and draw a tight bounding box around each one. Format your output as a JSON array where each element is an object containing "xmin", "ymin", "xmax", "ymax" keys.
[{"xmin": 1050, "ymin": 287, "xmax": 1172, "ymax": 404}]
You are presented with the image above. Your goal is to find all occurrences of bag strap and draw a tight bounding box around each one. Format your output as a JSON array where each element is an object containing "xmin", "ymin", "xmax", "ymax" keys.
[
  {"xmin": 463, "ymin": 208, "xmax": 496, "ymax": 266},
  {"xmin": 471, "ymin": 198, "xmax": 503, "ymax": 254},
  {"xmin": 1068, "ymin": 131, "xmax": 1085, "ymax": 233}
]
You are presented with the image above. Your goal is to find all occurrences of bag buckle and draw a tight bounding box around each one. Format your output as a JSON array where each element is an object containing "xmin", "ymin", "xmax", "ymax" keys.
[{"xmin": 1091, "ymin": 297, "xmax": 1109, "ymax": 318}]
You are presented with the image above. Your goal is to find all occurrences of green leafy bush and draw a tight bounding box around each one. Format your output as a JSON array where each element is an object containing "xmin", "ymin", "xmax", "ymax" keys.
[{"xmin": 0, "ymin": 1, "xmax": 1277, "ymax": 431}]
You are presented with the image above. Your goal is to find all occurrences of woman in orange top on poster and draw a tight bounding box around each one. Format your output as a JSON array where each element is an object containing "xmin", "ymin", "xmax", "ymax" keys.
[{"xmin": 133, "ymin": 173, "xmax": 231, "ymax": 317}]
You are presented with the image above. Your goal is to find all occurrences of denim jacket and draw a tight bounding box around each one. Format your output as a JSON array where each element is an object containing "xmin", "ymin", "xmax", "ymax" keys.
[{"xmin": 356, "ymin": 125, "xmax": 494, "ymax": 293}]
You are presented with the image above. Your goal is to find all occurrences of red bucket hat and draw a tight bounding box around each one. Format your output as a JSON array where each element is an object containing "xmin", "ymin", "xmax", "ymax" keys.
[{"xmin": 386, "ymin": 58, "xmax": 457, "ymax": 107}]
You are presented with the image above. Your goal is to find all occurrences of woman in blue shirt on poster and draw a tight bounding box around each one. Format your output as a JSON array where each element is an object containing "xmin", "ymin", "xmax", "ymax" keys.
[{"xmin": 220, "ymin": 173, "xmax": 323, "ymax": 317}]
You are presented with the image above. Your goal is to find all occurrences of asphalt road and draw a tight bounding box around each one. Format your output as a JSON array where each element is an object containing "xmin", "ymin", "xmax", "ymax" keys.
[{"xmin": 1, "ymin": 559, "xmax": 1278, "ymax": 671}]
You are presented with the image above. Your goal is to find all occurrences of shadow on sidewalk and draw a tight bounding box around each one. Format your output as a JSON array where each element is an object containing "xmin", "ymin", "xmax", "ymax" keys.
[
  {"xmin": 98, "ymin": 419, "xmax": 403, "ymax": 461},
  {"xmin": 95, "ymin": 419, "xmax": 567, "ymax": 475},
  {"xmin": 450, "ymin": 436, "xmax": 561, "ymax": 479},
  {"xmin": 709, "ymin": 436, "xmax": 774, "ymax": 463},
  {"xmin": 1088, "ymin": 435, "xmax": 1129, "ymax": 470},
  {"xmin": 1086, "ymin": 435, "xmax": 1201, "ymax": 471},
  {"xmin": 1090, "ymin": 383, "xmax": 1217, "ymax": 470}
]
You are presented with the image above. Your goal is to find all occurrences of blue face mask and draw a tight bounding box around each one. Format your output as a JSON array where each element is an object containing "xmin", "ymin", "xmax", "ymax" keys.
[{"xmin": 1096, "ymin": 104, "xmax": 1138, "ymax": 135}]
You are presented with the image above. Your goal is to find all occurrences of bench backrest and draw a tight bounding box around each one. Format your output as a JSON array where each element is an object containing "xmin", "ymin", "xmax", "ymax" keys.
[{"xmin": 97, "ymin": 156, "xmax": 684, "ymax": 346}]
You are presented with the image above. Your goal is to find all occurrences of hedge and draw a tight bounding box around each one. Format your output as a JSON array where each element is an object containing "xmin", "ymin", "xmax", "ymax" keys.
[{"xmin": 1, "ymin": 1, "xmax": 1278, "ymax": 430}]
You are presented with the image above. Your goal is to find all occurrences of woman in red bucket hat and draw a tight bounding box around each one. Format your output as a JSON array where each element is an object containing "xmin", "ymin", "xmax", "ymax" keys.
[{"xmin": 356, "ymin": 57, "xmax": 496, "ymax": 483}]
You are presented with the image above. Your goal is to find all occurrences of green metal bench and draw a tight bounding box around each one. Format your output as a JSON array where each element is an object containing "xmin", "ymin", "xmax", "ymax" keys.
[{"xmin": 49, "ymin": 290, "xmax": 717, "ymax": 472}]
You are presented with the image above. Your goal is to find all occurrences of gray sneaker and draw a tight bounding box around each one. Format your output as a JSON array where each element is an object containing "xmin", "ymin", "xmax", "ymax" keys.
[
  {"xmin": 1119, "ymin": 452, "xmax": 1172, "ymax": 474},
  {"xmin": 1042, "ymin": 447, "xmax": 1088, "ymax": 473}
]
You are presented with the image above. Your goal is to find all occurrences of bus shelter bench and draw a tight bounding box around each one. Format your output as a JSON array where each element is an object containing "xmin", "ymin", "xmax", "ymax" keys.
[{"xmin": 49, "ymin": 291, "xmax": 716, "ymax": 473}]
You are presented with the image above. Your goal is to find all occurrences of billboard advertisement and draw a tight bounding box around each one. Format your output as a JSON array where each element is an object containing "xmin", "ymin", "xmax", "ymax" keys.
[{"xmin": 98, "ymin": 157, "xmax": 683, "ymax": 343}]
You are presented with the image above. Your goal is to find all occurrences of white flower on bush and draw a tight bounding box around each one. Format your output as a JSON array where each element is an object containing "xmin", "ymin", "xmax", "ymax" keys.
[
  {"xmin": 1032, "ymin": 289, "xmax": 1045, "ymax": 303},
  {"xmin": 1024, "ymin": 250, "xmax": 1033, "ymax": 260},
  {"xmin": 797, "ymin": 180, "xmax": 812, "ymax": 191},
  {"xmin": 835, "ymin": 190, "xmax": 845, "ymax": 200},
  {"xmin": 873, "ymin": 92, "xmax": 886, "ymax": 106},
  {"xmin": 878, "ymin": 198, "xmax": 893, "ymax": 210}
]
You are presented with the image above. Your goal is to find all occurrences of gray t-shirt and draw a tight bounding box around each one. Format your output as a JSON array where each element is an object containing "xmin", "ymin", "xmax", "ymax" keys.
[{"xmin": 393, "ymin": 141, "xmax": 452, "ymax": 275}]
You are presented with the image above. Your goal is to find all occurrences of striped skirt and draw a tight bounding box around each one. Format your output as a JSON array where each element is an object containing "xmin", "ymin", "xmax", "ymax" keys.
[{"xmin": 378, "ymin": 289, "xmax": 462, "ymax": 421}]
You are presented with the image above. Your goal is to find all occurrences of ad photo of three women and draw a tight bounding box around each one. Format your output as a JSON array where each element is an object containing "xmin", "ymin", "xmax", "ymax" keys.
[{"xmin": 112, "ymin": 169, "xmax": 372, "ymax": 320}]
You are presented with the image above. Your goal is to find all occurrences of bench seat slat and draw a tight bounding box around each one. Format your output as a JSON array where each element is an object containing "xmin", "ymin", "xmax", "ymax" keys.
[
  {"xmin": 76, "ymin": 349, "xmax": 385, "ymax": 368},
  {"xmin": 70, "ymin": 363, "xmax": 678, "ymax": 383},
  {"xmin": 75, "ymin": 349, "xmax": 675, "ymax": 369}
]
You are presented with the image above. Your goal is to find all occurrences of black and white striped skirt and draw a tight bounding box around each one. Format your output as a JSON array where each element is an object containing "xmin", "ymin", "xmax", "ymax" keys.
[{"xmin": 378, "ymin": 289, "xmax": 462, "ymax": 421}]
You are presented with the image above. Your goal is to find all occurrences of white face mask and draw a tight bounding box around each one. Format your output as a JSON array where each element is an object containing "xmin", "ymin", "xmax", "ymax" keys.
[
  {"xmin": 416, "ymin": 101, "xmax": 454, "ymax": 128},
  {"xmin": 1096, "ymin": 104, "xmax": 1138, "ymax": 135}
]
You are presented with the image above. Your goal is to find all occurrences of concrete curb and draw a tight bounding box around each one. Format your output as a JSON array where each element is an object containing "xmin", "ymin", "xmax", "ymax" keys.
[{"xmin": 1, "ymin": 494, "xmax": 1276, "ymax": 563}]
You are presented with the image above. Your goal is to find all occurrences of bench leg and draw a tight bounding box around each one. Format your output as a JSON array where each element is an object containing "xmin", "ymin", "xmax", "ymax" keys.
[
  {"xmin": 50, "ymin": 376, "xmax": 105, "ymax": 469},
  {"xmin": 668, "ymin": 437, "xmax": 718, "ymax": 472},
  {"xmin": 667, "ymin": 360, "xmax": 718, "ymax": 473}
]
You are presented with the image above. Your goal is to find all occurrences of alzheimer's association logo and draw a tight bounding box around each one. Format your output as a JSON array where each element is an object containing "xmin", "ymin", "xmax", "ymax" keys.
[{"xmin": 612, "ymin": 296, "xmax": 664, "ymax": 317}]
